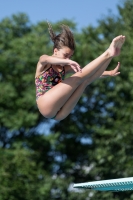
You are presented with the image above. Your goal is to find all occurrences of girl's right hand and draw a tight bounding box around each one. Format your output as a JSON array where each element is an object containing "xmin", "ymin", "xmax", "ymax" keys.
[{"xmin": 68, "ymin": 60, "xmax": 82, "ymax": 73}]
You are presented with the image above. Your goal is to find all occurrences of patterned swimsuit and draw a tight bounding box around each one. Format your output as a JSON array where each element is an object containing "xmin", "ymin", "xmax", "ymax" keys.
[{"xmin": 35, "ymin": 65, "xmax": 65, "ymax": 100}]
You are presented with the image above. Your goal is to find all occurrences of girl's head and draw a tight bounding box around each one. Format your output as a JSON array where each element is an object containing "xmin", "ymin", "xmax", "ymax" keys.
[{"xmin": 47, "ymin": 22, "xmax": 75, "ymax": 59}]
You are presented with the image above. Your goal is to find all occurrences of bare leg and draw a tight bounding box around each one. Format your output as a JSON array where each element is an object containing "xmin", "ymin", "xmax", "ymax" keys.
[
  {"xmin": 37, "ymin": 35, "xmax": 125, "ymax": 118},
  {"xmin": 55, "ymin": 59, "xmax": 112, "ymax": 120}
]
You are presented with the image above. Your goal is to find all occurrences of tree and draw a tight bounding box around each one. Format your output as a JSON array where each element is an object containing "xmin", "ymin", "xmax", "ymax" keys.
[
  {"xmin": 50, "ymin": 0, "xmax": 133, "ymax": 199},
  {"xmin": 1, "ymin": 0, "xmax": 133, "ymax": 199}
]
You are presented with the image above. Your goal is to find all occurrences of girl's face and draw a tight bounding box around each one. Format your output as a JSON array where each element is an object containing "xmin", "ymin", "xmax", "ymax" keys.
[{"xmin": 53, "ymin": 46, "xmax": 74, "ymax": 59}]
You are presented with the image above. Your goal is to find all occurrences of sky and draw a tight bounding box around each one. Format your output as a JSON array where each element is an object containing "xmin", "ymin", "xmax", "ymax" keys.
[{"xmin": 0, "ymin": 0, "xmax": 122, "ymax": 30}]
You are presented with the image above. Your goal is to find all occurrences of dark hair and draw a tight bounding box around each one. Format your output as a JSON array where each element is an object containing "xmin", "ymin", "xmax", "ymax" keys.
[{"xmin": 47, "ymin": 22, "xmax": 75, "ymax": 51}]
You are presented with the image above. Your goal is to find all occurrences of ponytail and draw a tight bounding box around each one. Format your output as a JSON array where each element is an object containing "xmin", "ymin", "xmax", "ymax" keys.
[
  {"xmin": 47, "ymin": 21, "xmax": 75, "ymax": 51},
  {"xmin": 47, "ymin": 21, "xmax": 56, "ymax": 43}
]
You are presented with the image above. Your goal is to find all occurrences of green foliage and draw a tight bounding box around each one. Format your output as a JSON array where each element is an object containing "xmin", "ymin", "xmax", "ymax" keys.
[
  {"xmin": 1, "ymin": 0, "xmax": 133, "ymax": 199},
  {"xmin": 0, "ymin": 142, "xmax": 52, "ymax": 200}
]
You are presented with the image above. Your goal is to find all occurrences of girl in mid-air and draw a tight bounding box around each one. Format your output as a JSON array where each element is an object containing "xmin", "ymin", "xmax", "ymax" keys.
[{"xmin": 35, "ymin": 23, "xmax": 125, "ymax": 121}]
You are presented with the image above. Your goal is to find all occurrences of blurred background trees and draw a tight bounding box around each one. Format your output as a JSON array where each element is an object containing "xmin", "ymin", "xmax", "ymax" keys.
[{"xmin": 1, "ymin": 0, "xmax": 133, "ymax": 199}]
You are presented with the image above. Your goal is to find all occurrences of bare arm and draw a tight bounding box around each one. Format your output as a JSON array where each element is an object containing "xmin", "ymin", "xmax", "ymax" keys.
[
  {"xmin": 100, "ymin": 62, "xmax": 120, "ymax": 78},
  {"xmin": 35, "ymin": 55, "xmax": 81, "ymax": 77},
  {"xmin": 39, "ymin": 55, "xmax": 71, "ymax": 65}
]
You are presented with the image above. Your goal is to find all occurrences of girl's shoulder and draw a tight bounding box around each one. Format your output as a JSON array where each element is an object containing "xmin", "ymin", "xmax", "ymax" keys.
[{"xmin": 35, "ymin": 62, "xmax": 51, "ymax": 78}]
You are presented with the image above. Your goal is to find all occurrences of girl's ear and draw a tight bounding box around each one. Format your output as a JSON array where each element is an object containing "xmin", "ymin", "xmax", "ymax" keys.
[{"xmin": 53, "ymin": 48, "xmax": 58, "ymax": 55}]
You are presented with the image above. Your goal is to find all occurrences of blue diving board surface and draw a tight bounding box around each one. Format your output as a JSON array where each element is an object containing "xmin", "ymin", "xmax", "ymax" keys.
[{"xmin": 73, "ymin": 177, "xmax": 133, "ymax": 192}]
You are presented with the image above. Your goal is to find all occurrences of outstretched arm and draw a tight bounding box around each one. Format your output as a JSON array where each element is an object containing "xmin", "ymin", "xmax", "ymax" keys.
[{"xmin": 100, "ymin": 62, "xmax": 120, "ymax": 78}]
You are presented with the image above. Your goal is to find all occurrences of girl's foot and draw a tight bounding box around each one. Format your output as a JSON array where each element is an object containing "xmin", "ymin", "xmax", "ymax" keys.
[{"xmin": 107, "ymin": 35, "xmax": 126, "ymax": 58}]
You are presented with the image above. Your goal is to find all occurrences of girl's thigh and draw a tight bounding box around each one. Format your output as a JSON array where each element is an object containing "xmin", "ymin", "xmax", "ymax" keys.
[{"xmin": 36, "ymin": 76, "xmax": 82, "ymax": 118}]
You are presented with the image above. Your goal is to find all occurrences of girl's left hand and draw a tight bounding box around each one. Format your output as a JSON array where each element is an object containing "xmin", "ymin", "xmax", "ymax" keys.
[{"xmin": 110, "ymin": 62, "xmax": 120, "ymax": 76}]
